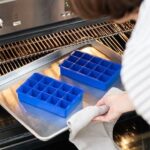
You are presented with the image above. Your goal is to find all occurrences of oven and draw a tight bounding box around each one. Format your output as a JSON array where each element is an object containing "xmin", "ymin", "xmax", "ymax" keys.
[{"xmin": 0, "ymin": 0, "xmax": 150, "ymax": 150}]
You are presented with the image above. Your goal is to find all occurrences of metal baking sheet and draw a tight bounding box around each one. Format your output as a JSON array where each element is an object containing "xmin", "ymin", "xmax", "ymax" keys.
[{"xmin": 0, "ymin": 47, "xmax": 123, "ymax": 141}]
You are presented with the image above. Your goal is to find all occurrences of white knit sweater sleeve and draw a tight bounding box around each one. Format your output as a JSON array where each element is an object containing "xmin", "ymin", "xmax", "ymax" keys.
[{"xmin": 121, "ymin": 0, "xmax": 150, "ymax": 124}]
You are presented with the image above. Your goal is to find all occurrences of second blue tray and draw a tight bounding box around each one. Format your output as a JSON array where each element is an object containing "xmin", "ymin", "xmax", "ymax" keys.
[{"xmin": 59, "ymin": 51, "xmax": 121, "ymax": 90}]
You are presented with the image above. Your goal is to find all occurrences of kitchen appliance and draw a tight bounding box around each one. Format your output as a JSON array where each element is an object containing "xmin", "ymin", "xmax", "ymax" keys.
[{"xmin": 0, "ymin": 0, "xmax": 149, "ymax": 149}]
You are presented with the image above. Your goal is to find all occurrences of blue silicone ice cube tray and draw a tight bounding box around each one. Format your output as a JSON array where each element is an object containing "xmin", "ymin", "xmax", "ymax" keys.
[
  {"xmin": 16, "ymin": 73, "xmax": 83, "ymax": 118},
  {"xmin": 60, "ymin": 51, "xmax": 121, "ymax": 90}
]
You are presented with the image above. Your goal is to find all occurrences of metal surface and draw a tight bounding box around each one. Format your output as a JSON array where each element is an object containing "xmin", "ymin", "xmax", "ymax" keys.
[
  {"xmin": 0, "ymin": 21, "xmax": 133, "ymax": 86},
  {"xmin": 0, "ymin": 0, "xmax": 75, "ymax": 35},
  {"xmin": 0, "ymin": 46, "xmax": 122, "ymax": 141}
]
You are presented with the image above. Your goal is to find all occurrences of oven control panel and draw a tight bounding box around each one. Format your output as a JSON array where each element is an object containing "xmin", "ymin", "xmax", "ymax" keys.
[{"xmin": 0, "ymin": 0, "xmax": 77, "ymax": 36}]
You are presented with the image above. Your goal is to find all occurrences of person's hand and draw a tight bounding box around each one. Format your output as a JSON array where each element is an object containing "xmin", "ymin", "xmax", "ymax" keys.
[{"xmin": 94, "ymin": 93, "xmax": 135, "ymax": 122}]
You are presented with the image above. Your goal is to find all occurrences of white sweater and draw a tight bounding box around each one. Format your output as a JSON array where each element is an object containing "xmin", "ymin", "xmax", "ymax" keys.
[{"xmin": 121, "ymin": 0, "xmax": 150, "ymax": 124}]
